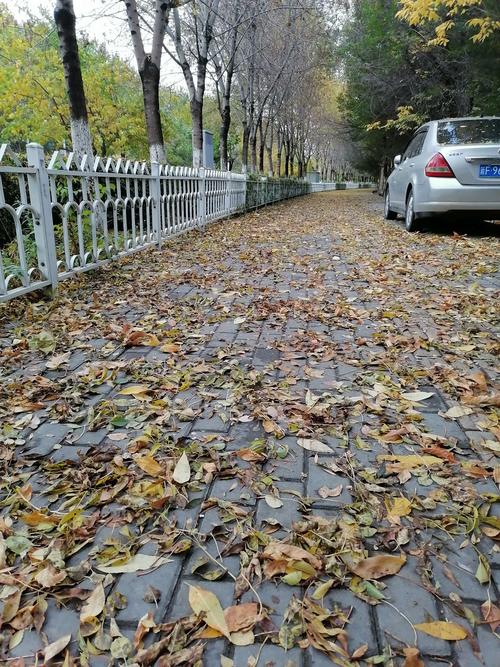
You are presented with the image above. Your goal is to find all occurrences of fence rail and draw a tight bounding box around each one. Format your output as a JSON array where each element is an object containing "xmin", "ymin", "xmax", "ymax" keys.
[
  {"xmin": 310, "ymin": 181, "xmax": 375, "ymax": 192},
  {"xmin": 1, "ymin": 144, "xmax": 284, "ymax": 303}
]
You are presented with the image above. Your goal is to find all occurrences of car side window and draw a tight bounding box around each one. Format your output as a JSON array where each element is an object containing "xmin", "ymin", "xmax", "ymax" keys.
[
  {"xmin": 412, "ymin": 131, "xmax": 427, "ymax": 157},
  {"xmin": 403, "ymin": 131, "xmax": 427, "ymax": 161},
  {"xmin": 402, "ymin": 136, "xmax": 418, "ymax": 161}
]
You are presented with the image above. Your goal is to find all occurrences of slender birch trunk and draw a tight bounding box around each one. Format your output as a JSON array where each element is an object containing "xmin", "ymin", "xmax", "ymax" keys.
[{"xmin": 54, "ymin": 0, "xmax": 93, "ymax": 166}]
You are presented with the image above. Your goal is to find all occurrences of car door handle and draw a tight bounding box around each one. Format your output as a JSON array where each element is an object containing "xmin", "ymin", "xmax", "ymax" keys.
[{"xmin": 409, "ymin": 163, "xmax": 415, "ymax": 167}]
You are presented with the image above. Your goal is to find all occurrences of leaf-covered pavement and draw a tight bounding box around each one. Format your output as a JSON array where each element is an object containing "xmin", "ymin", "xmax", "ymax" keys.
[{"xmin": 0, "ymin": 190, "xmax": 499, "ymax": 667}]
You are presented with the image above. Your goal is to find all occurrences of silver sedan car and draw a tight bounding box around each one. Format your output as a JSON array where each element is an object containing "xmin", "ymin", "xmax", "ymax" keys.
[{"xmin": 384, "ymin": 117, "xmax": 500, "ymax": 231}]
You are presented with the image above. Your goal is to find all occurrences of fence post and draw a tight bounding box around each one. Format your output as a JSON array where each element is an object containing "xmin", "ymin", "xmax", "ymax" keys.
[
  {"xmin": 26, "ymin": 143, "xmax": 58, "ymax": 295},
  {"xmin": 225, "ymin": 171, "xmax": 231, "ymax": 215},
  {"xmin": 151, "ymin": 161, "xmax": 161, "ymax": 248},
  {"xmin": 198, "ymin": 167, "xmax": 206, "ymax": 229}
]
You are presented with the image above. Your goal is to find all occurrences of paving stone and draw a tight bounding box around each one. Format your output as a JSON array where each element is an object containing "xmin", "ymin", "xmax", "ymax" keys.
[
  {"xmin": 226, "ymin": 422, "xmax": 267, "ymax": 450},
  {"xmin": 26, "ymin": 422, "xmax": 70, "ymax": 454},
  {"xmin": 192, "ymin": 414, "xmax": 230, "ymax": 432},
  {"xmin": 375, "ymin": 558, "xmax": 451, "ymax": 657},
  {"xmin": 321, "ymin": 588, "xmax": 378, "ymax": 654},
  {"xmin": 48, "ymin": 443, "xmax": 91, "ymax": 462},
  {"xmin": 68, "ymin": 427, "xmax": 108, "ymax": 445},
  {"xmin": 233, "ymin": 643, "xmax": 302, "ymax": 666},
  {"xmin": 115, "ymin": 556, "xmax": 183, "ymax": 623},
  {"xmin": 420, "ymin": 413, "xmax": 468, "ymax": 447},
  {"xmin": 444, "ymin": 603, "xmax": 498, "ymax": 667},
  {"xmin": 430, "ymin": 540, "xmax": 493, "ymax": 601},
  {"xmin": 255, "ymin": 480, "xmax": 304, "ymax": 531},
  {"xmin": 253, "ymin": 347, "xmax": 281, "ymax": 365},
  {"xmin": 408, "ymin": 385, "xmax": 448, "ymax": 412},
  {"xmin": 306, "ymin": 458, "xmax": 353, "ymax": 505},
  {"xmin": 10, "ymin": 599, "xmax": 80, "ymax": 658},
  {"xmin": 241, "ymin": 580, "xmax": 297, "ymax": 624},
  {"xmin": 211, "ymin": 477, "xmax": 257, "ymax": 504},
  {"xmin": 165, "ymin": 578, "xmax": 236, "ymax": 621},
  {"xmin": 335, "ymin": 362, "xmax": 360, "ymax": 381}
]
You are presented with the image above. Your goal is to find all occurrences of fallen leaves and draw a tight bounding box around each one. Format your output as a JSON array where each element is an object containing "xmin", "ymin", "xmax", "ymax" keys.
[
  {"xmin": 318, "ymin": 484, "xmax": 343, "ymax": 499},
  {"xmin": 481, "ymin": 600, "xmax": 500, "ymax": 632},
  {"xmin": 297, "ymin": 438, "xmax": 333, "ymax": 453},
  {"xmin": 402, "ymin": 647, "xmax": 424, "ymax": 667},
  {"xmin": 80, "ymin": 583, "xmax": 105, "ymax": 623},
  {"xmin": 119, "ymin": 384, "xmax": 151, "ymax": 400},
  {"xmin": 97, "ymin": 554, "xmax": 170, "ymax": 573},
  {"xmin": 262, "ymin": 541, "xmax": 322, "ymax": 582},
  {"xmin": 135, "ymin": 454, "xmax": 163, "ymax": 477},
  {"xmin": 348, "ymin": 554, "xmax": 406, "ymax": 580},
  {"xmin": 401, "ymin": 391, "xmax": 434, "ymax": 402},
  {"xmin": 188, "ymin": 586, "xmax": 231, "ymax": 639},
  {"xmin": 43, "ymin": 634, "xmax": 72, "ymax": 662},
  {"xmin": 0, "ymin": 191, "xmax": 498, "ymax": 665},
  {"xmin": 173, "ymin": 452, "xmax": 191, "ymax": 484},
  {"xmin": 414, "ymin": 620, "xmax": 468, "ymax": 640}
]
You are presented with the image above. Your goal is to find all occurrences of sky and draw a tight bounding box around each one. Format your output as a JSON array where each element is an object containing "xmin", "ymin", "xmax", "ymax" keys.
[{"xmin": 9, "ymin": 0, "xmax": 187, "ymax": 89}]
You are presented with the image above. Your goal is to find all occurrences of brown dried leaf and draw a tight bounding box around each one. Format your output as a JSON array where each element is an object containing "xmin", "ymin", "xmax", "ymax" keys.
[{"xmin": 349, "ymin": 553, "xmax": 406, "ymax": 579}]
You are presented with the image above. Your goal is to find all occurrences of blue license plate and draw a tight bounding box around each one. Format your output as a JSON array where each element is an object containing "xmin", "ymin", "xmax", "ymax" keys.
[{"xmin": 479, "ymin": 164, "xmax": 500, "ymax": 178}]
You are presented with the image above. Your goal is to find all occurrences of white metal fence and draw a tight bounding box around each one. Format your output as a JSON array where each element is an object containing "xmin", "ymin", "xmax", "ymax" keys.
[
  {"xmin": 311, "ymin": 181, "xmax": 375, "ymax": 192},
  {"xmin": 0, "ymin": 143, "xmax": 247, "ymax": 303}
]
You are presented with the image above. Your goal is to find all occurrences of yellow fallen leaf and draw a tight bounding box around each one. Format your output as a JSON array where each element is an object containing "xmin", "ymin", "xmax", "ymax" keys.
[
  {"xmin": 118, "ymin": 384, "xmax": 150, "ymax": 396},
  {"xmin": 43, "ymin": 635, "xmax": 71, "ymax": 662},
  {"xmin": 380, "ymin": 454, "xmax": 442, "ymax": 469},
  {"xmin": 188, "ymin": 585, "xmax": 231, "ymax": 639},
  {"xmin": 143, "ymin": 333, "xmax": 160, "ymax": 346},
  {"xmin": 135, "ymin": 455, "xmax": 163, "ymax": 477},
  {"xmin": 387, "ymin": 496, "xmax": 412, "ymax": 518},
  {"xmin": 401, "ymin": 391, "xmax": 434, "ymax": 402},
  {"xmin": 264, "ymin": 494, "xmax": 283, "ymax": 508},
  {"xmin": 97, "ymin": 554, "xmax": 169, "ymax": 573},
  {"xmin": 415, "ymin": 621, "xmax": 467, "ymax": 640},
  {"xmin": 173, "ymin": 452, "xmax": 191, "ymax": 484},
  {"xmin": 80, "ymin": 583, "xmax": 105, "ymax": 623},
  {"xmin": 160, "ymin": 342, "xmax": 181, "ymax": 353},
  {"xmin": 230, "ymin": 629, "xmax": 254, "ymax": 646},
  {"xmin": 297, "ymin": 438, "xmax": 333, "ymax": 453}
]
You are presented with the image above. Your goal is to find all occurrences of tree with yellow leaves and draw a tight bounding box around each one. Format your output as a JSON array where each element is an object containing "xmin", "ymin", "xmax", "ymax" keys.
[{"xmin": 397, "ymin": 0, "xmax": 500, "ymax": 44}]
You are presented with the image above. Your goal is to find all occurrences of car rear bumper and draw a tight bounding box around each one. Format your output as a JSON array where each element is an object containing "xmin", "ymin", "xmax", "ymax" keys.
[{"xmin": 415, "ymin": 178, "xmax": 500, "ymax": 215}]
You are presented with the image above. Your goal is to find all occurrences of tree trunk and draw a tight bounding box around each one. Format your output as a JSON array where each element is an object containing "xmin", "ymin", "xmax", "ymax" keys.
[
  {"xmin": 258, "ymin": 120, "xmax": 265, "ymax": 173},
  {"xmin": 139, "ymin": 58, "xmax": 166, "ymax": 163},
  {"xmin": 241, "ymin": 122, "xmax": 250, "ymax": 172},
  {"xmin": 284, "ymin": 150, "xmax": 289, "ymax": 177},
  {"xmin": 191, "ymin": 97, "xmax": 203, "ymax": 168},
  {"xmin": 250, "ymin": 130, "xmax": 257, "ymax": 173},
  {"xmin": 219, "ymin": 102, "xmax": 231, "ymax": 171},
  {"xmin": 276, "ymin": 133, "xmax": 283, "ymax": 177},
  {"xmin": 54, "ymin": 0, "xmax": 93, "ymax": 165}
]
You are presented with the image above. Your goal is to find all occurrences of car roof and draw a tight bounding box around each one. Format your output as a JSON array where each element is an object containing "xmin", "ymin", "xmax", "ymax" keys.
[
  {"xmin": 432, "ymin": 116, "xmax": 500, "ymax": 122},
  {"xmin": 415, "ymin": 117, "xmax": 500, "ymax": 134}
]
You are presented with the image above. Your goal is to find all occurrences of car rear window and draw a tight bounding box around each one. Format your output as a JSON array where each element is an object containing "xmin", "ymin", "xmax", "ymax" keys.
[{"xmin": 437, "ymin": 119, "xmax": 500, "ymax": 145}]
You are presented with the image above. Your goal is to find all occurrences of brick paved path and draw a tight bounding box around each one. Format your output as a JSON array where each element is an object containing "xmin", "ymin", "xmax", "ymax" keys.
[{"xmin": 1, "ymin": 191, "xmax": 499, "ymax": 666}]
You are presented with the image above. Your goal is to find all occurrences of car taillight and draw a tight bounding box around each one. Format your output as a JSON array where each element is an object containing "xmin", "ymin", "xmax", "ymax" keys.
[{"xmin": 425, "ymin": 153, "xmax": 455, "ymax": 178}]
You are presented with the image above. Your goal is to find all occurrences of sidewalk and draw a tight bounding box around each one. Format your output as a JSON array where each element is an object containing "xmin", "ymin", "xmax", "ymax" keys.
[{"xmin": 1, "ymin": 190, "xmax": 498, "ymax": 666}]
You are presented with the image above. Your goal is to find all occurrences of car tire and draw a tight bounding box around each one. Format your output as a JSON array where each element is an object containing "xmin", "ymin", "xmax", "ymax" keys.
[
  {"xmin": 405, "ymin": 189, "xmax": 419, "ymax": 232},
  {"xmin": 384, "ymin": 187, "xmax": 397, "ymax": 220}
]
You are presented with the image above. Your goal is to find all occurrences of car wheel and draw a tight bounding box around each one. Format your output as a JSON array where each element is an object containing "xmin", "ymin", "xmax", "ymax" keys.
[
  {"xmin": 405, "ymin": 189, "xmax": 419, "ymax": 232},
  {"xmin": 384, "ymin": 187, "xmax": 397, "ymax": 220}
]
